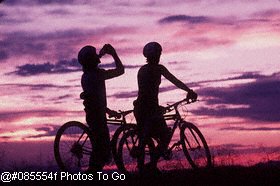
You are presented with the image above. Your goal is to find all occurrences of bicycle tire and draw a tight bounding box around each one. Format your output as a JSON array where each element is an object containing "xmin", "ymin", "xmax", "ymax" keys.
[
  {"xmin": 111, "ymin": 124, "xmax": 136, "ymax": 165},
  {"xmin": 54, "ymin": 121, "xmax": 94, "ymax": 172},
  {"xmin": 180, "ymin": 121, "xmax": 212, "ymax": 168},
  {"xmin": 116, "ymin": 129, "xmax": 155, "ymax": 174}
]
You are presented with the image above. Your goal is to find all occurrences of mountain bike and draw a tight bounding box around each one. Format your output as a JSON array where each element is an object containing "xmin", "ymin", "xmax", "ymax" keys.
[
  {"xmin": 53, "ymin": 109, "xmax": 136, "ymax": 173},
  {"xmin": 115, "ymin": 99, "xmax": 212, "ymax": 174}
]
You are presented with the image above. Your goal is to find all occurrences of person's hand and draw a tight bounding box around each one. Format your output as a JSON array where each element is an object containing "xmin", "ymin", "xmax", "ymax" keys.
[
  {"xmin": 186, "ymin": 89, "xmax": 198, "ymax": 102},
  {"xmin": 159, "ymin": 105, "xmax": 166, "ymax": 114},
  {"xmin": 107, "ymin": 109, "xmax": 121, "ymax": 118},
  {"xmin": 100, "ymin": 44, "xmax": 116, "ymax": 57}
]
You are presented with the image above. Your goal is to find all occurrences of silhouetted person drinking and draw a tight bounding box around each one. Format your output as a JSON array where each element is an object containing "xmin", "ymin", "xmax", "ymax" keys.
[
  {"xmin": 134, "ymin": 42, "xmax": 197, "ymax": 174},
  {"xmin": 78, "ymin": 44, "xmax": 124, "ymax": 171}
]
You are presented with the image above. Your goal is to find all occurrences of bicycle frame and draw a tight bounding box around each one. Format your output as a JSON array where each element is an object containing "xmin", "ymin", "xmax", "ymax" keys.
[
  {"xmin": 115, "ymin": 98, "xmax": 212, "ymax": 173},
  {"xmin": 107, "ymin": 110, "xmax": 134, "ymax": 126},
  {"xmin": 162, "ymin": 98, "xmax": 193, "ymax": 152}
]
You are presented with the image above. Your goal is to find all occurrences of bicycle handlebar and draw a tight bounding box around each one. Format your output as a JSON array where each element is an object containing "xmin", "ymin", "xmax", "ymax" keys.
[
  {"xmin": 107, "ymin": 98, "xmax": 197, "ymax": 119},
  {"xmin": 163, "ymin": 98, "xmax": 197, "ymax": 113},
  {"xmin": 108, "ymin": 109, "xmax": 133, "ymax": 119}
]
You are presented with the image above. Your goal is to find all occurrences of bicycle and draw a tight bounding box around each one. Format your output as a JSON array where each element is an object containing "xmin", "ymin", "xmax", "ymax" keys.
[
  {"xmin": 115, "ymin": 98, "xmax": 212, "ymax": 174},
  {"xmin": 53, "ymin": 109, "xmax": 136, "ymax": 173}
]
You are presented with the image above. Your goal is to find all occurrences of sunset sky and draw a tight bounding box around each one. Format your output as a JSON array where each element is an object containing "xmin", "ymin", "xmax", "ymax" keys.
[{"xmin": 0, "ymin": 0, "xmax": 279, "ymax": 167}]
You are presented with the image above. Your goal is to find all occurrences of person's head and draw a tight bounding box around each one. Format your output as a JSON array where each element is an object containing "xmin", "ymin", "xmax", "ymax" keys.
[
  {"xmin": 78, "ymin": 45, "xmax": 101, "ymax": 71},
  {"xmin": 143, "ymin": 42, "xmax": 162, "ymax": 64}
]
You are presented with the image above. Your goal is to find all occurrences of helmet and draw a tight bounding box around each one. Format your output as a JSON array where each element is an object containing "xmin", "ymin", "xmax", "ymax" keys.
[
  {"xmin": 78, "ymin": 45, "xmax": 97, "ymax": 66},
  {"xmin": 143, "ymin": 42, "xmax": 162, "ymax": 58}
]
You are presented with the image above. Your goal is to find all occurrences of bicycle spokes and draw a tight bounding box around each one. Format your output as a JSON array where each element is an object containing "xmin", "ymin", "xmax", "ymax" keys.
[
  {"xmin": 180, "ymin": 122, "xmax": 211, "ymax": 168},
  {"xmin": 54, "ymin": 121, "xmax": 94, "ymax": 172}
]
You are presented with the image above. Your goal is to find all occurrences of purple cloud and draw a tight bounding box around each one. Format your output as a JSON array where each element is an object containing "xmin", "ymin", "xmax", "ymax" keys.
[
  {"xmin": 193, "ymin": 72, "xmax": 280, "ymax": 122},
  {"xmin": 27, "ymin": 125, "xmax": 61, "ymax": 138},
  {"xmin": 0, "ymin": 51, "xmax": 8, "ymax": 61},
  {"xmin": 2, "ymin": 0, "xmax": 76, "ymax": 6},
  {"xmin": 159, "ymin": 15, "xmax": 212, "ymax": 24},
  {"xmin": 8, "ymin": 59, "xmax": 81, "ymax": 76},
  {"xmin": 1, "ymin": 26, "xmax": 137, "ymax": 62},
  {"xmin": 0, "ymin": 83, "xmax": 76, "ymax": 91},
  {"xmin": 8, "ymin": 59, "xmax": 142, "ymax": 77}
]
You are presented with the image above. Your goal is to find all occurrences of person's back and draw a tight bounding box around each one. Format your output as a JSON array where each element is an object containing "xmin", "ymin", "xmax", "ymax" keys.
[
  {"xmin": 78, "ymin": 44, "xmax": 124, "ymax": 172},
  {"xmin": 81, "ymin": 68, "xmax": 107, "ymax": 113},
  {"xmin": 137, "ymin": 63, "xmax": 161, "ymax": 108}
]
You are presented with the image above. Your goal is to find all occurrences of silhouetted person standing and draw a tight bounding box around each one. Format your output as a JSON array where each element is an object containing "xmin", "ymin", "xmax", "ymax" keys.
[
  {"xmin": 78, "ymin": 44, "xmax": 124, "ymax": 171},
  {"xmin": 134, "ymin": 42, "xmax": 197, "ymax": 174}
]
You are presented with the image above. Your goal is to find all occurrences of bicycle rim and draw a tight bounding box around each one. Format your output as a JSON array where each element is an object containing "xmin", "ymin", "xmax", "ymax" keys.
[
  {"xmin": 116, "ymin": 129, "xmax": 154, "ymax": 174},
  {"xmin": 111, "ymin": 124, "xmax": 136, "ymax": 165},
  {"xmin": 54, "ymin": 121, "xmax": 94, "ymax": 172},
  {"xmin": 180, "ymin": 121, "xmax": 211, "ymax": 168}
]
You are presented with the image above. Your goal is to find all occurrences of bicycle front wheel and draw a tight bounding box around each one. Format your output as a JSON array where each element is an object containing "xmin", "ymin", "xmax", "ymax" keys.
[
  {"xmin": 54, "ymin": 121, "xmax": 94, "ymax": 172},
  {"xmin": 180, "ymin": 121, "xmax": 211, "ymax": 168}
]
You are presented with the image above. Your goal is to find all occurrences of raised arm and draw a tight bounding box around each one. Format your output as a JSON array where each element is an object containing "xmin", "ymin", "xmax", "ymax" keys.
[
  {"xmin": 101, "ymin": 44, "xmax": 125, "ymax": 80},
  {"xmin": 160, "ymin": 65, "xmax": 198, "ymax": 100},
  {"xmin": 160, "ymin": 65, "xmax": 191, "ymax": 92}
]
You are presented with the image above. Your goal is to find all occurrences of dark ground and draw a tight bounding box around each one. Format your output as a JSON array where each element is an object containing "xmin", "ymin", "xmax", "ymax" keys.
[{"xmin": 5, "ymin": 161, "xmax": 280, "ymax": 186}]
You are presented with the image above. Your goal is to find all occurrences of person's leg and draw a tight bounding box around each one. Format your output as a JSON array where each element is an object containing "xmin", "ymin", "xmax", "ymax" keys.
[
  {"xmin": 149, "ymin": 115, "xmax": 170, "ymax": 167},
  {"xmin": 137, "ymin": 129, "xmax": 145, "ymax": 174},
  {"xmin": 87, "ymin": 111, "xmax": 110, "ymax": 171}
]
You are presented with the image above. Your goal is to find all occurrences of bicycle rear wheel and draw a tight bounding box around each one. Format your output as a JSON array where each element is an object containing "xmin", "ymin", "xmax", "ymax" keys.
[
  {"xmin": 116, "ymin": 129, "xmax": 154, "ymax": 174},
  {"xmin": 180, "ymin": 121, "xmax": 211, "ymax": 168},
  {"xmin": 54, "ymin": 121, "xmax": 94, "ymax": 172},
  {"xmin": 111, "ymin": 124, "xmax": 136, "ymax": 165}
]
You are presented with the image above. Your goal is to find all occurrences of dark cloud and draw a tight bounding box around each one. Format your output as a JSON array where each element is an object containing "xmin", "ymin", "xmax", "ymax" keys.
[
  {"xmin": 2, "ymin": 0, "xmax": 77, "ymax": 6},
  {"xmin": 0, "ymin": 32, "xmax": 48, "ymax": 59},
  {"xmin": 159, "ymin": 15, "xmax": 212, "ymax": 24},
  {"xmin": 158, "ymin": 11, "xmax": 280, "ymax": 46},
  {"xmin": 197, "ymin": 71, "xmax": 265, "ymax": 85},
  {"xmin": 0, "ymin": 10, "xmax": 5, "ymax": 17},
  {"xmin": 0, "ymin": 83, "xmax": 77, "ymax": 91},
  {"xmin": 9, "ymin": 59, "xmax": 141, "ymax": 77},
  {"xmin": 0, "ymin": 29, "xmax": 92, "ymax": 62},
  {"xmin": 0, "ymin": 136, "xmax": 11, "ymax": 140},
  {"xmin": 1, "ymin": 26, "xmax": 137, "ymax": 62},
  {"xmin": 28, "ymin": 125, "xmax": 61, "ymax": 138},
  {"xmin": 111, "ymin": 90, "xmax": 138, "ymax": 99},
  {"xmin": 28, "ymin": 123, "xmax": 95, "ymax": 138},
  {"xmin": 0, "ymin": 51, "xmax": 8, "ymax": 61},
  {"xmin": 252, "ymin": 9, "xmax": 280, "ymax": 18},
  {"xmin": 193, "ymin": 72, "xmax": 280, "ymax": 122},
  {"xmin": 110, "ymin": 82, "xmax": 199, "ymax": 99},
  {"xmin": 8, "ymin": 58, "xmax": 81, "ymax": 76},
  {"xmin": 48, "ymin": 94, "xmax": 74, "ymax": 103},
  {"xmin": 47, "ymin": 8, "xmax": 72, "ymax": 15},
  {"xmin": 110, "ymin": 71, "xmax": 271, "ymax": 100}
]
